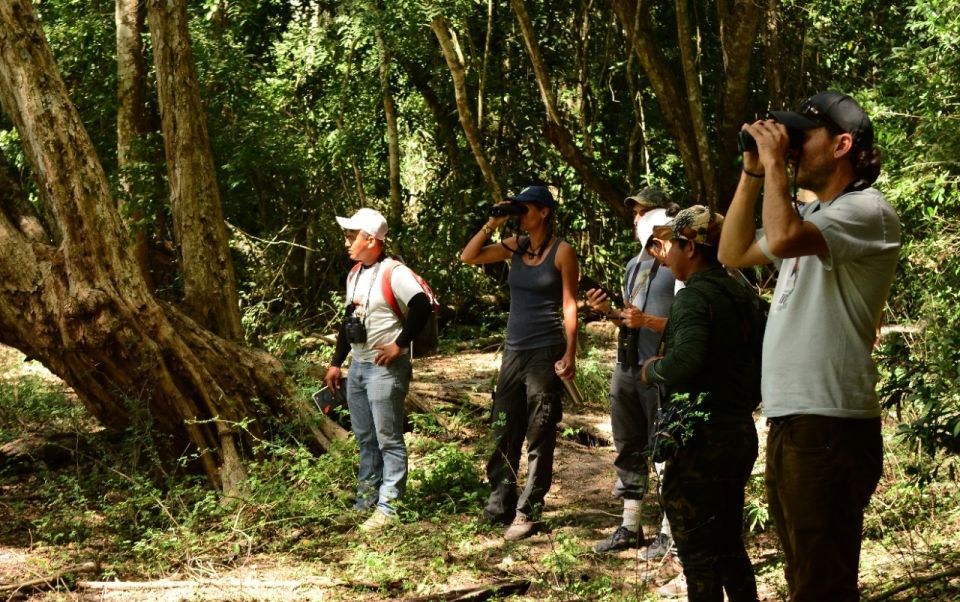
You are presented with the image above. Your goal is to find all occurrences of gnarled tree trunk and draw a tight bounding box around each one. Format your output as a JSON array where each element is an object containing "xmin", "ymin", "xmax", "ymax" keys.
[{"xmin": 0, "ymin": 0, "xmax": 345, "ymax": 492}]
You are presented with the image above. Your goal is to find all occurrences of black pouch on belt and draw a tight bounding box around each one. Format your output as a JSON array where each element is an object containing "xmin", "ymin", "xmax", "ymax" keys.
[{"xmin": 617, "ymin": 326, "xmax": 640, "ymax": 367}]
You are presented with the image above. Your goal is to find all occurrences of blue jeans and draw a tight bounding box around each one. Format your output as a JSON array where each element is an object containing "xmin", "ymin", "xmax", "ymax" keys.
[{"xmin": 346, "ymin": 356, "xmax": 411, "ymax": 516}]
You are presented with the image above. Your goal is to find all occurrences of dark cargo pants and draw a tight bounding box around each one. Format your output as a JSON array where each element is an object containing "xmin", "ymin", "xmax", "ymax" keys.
[
  {"xmin": 484, "ymin": 344, "xmax": 564, "ymax": 521},
  {"xmin": 765, "ymin": 415, "xmax": 883, "ymax": 602},
  {"xmin": 662, "ymin": 420, "xmax": 760, "ymax": 602}
]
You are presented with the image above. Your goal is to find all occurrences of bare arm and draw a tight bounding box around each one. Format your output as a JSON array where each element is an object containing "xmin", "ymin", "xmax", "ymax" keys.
[
  {"xmin": 748, "ymin": 120, "xmax": 829, "ymax": 258},
  {"xmin": 718, "ymin": 151, "xmax": 771, "ymax": 268},
  {"xmin": 719, "ymin": 121, "xmax": 774, "ymax": 268},
  {"xmin": 555, "ymin": 242, "xmax": 579, "ymax": 380},
  {"xmin": 460, "ymin": 214, "xmax": 513, "ymax": 264}
]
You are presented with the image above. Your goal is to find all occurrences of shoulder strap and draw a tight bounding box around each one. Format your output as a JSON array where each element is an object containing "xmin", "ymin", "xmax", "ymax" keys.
[
  {"xmin": 347, "ymin": 262, "xmax": 363, "ymax": 301},
  {"xmin": 380, "ymin": 260, "xmax": 404, "ymax": 320}
]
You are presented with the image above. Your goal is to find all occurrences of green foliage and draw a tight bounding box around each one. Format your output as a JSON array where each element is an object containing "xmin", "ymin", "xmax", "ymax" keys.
[
  {"xmin": 744, "ymin": 472, "xmax": 769, "ymax": 533},
  {"xmin": 652, "ymin": 392, "xmax": 710, "ymax": 461},
  {"xmin": 405, "ymin": 441, "xmax": 485, "ymax": 519},
  {"xmin": 572, "ymin": 345, "xmax": 615, "ymax": 413},
  {"xmin": 0, "ymin": 376, "xmax": 84, "ymax": 441},
  {"xmin": 865, "ymin": 0, "xmax": 960, "ymax": 460}
]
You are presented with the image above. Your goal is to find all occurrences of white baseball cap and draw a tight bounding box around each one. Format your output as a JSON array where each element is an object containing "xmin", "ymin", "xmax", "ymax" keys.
[
  {"xmin": 335, "ymin": 208, "xmax": 388, "ymax": 240},
  {"xmin": 636, "ymin": 208, "xmax": 672, "ymax": 261}
]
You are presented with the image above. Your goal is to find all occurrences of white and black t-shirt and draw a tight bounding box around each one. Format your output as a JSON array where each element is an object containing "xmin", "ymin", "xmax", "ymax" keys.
[{"xmin": 346, "ymin": 260, "xmax": 424, "ymax": 364}]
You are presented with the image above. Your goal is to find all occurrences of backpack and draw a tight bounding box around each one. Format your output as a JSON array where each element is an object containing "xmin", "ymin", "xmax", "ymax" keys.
[
  {"xmin": 349, "ymin": 258, "xmax": 440, "ymax": 358},
  {"xmin": 687, "ymin": 270, "xmax": 767, "ymax": 410}
]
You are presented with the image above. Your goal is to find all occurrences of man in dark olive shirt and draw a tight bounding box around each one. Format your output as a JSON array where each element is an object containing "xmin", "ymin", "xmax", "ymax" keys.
[{"xmin": 642, "ymin": 205, "xmax": 763, "ymax": 602}]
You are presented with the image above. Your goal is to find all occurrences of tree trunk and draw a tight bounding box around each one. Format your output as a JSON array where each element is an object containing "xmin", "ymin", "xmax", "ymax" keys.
[
  {"xmin": 675, "ymin": 0, "xmax": 717, "ymax": 209},
  {"xmin": 763, "ymin": 0, "xmax": 786, "ymax": 108},
  {"xmin": 510, "ymin": 0, "xmax": 626, "ymax": 218},
  {"xmin": 375, "ymin": 27, "xmax": 403, "ymax": 226},
  {"xmin": 0, "ymin": 0, "xmax": 345, "ymax": 491},
  {"xmin": 716, "ymin": 0, "xmax": 763, "ymax": 206},
  {"xmin": 431, "ymin": 15, "xmax": 503, "ymax": 204},
  {"xmin": 116, "ymin": 0, "xmax": 153, "ymax": 288},
  {"xmin": 337, "ymin": 39, "xmax": 368, "ymax": 205},
  {"xmin": 478, "ymin": 0, "xmax": 494, "ymax": 130},
  {"xmin": 395, "ymin": 53, "xmax": 460, "ymax": 170},
  {"xmin": 612, "ymin": 0, "xmax": 705, "ymax": 204},
  {"xmin": 147, "ymin": 0, "xmax": 244, "ymax": 341},
  {"xmin": 0, "ymin": 146, "xmax": 47, "ymax": 243}
]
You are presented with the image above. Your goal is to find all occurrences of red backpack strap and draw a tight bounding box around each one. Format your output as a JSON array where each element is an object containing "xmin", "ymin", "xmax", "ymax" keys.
[{"xmin": 381, "ymin": 261, "xmax": 404, "ymax": 319}]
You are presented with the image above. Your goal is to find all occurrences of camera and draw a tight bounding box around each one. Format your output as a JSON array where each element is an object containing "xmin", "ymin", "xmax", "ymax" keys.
[
  {"xmin": 489, "ymin": 202, "xmax": 528, "ymax": 217},
  {"xmin": 617, "ymin": 326, "xmax": 641, "ymax": 367},
  {"xmin": 737, "ymin": 119, "xmax": 805, "ymax": 154},
  {"xmin": 344, "ymin": 313, "xmax": 367, "ymax": 344}
]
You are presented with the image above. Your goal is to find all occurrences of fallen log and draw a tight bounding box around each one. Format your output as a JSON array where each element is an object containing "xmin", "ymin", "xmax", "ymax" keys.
[
  {"xmin": 864, "ymin": 565, "xmax": 960, "ymax": 602},
  {"xmin": 405, "ymin": 579, "xmax": 531, "ymax": 601},
  {"xmin": 0, "ymin": 561, "xmax": 98, "ymax": 595}
]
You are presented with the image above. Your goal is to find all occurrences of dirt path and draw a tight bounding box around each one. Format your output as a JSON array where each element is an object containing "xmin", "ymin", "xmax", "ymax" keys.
[{"xmin": 3, "ymin": 345, "xmax": 950, "ymax": 601}]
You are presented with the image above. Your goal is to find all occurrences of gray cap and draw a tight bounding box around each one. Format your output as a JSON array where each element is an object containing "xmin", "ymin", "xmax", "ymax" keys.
[{"xmin": 624, "ymin": 187, "xmax": 667, "ymax": 209}]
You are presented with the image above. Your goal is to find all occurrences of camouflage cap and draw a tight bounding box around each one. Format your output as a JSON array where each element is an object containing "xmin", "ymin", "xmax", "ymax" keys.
[
  {"xmin": 652, "ymin": 205, "xmax": 724, "ymax": 246},
  {"xmin": 624, "ymin": 187, "xmax": 667, "ymax": 209}
]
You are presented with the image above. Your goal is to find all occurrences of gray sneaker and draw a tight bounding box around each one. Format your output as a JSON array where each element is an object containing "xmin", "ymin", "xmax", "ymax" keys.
[
  {"xmin": 643, "ymin": 532, "xmax": 675, "ymax": 560},
  {"xmin": 593, "ymin": 526, "xmax": 643, "ymax": 553}
]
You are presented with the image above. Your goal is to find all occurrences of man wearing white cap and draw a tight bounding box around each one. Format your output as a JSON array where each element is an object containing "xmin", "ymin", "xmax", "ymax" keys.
[
  {"xmin": 585, "ymin": 187, "xmax": 679, "ymax": 554},
  {"xmin": 325, "ymin": 208, "xmax": 433, "ymax": 532}
]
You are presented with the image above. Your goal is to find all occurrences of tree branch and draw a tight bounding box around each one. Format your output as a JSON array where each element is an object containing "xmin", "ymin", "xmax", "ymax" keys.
[{"xmin": 431, "ymin": 15, "xmax": 503, "ymax": 203}]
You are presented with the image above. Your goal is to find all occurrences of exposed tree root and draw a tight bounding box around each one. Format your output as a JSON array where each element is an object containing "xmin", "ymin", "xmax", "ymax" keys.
[{"xmin": 864, "ymin": 565, "xmax": 960, "ymax": 601}]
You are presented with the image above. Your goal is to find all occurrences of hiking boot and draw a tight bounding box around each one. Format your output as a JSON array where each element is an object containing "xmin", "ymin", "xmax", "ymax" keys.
[
  {"xmin": 358, "ymin": 509, "xmax": 397, "ymax": 533},
  {"xmin": 642, "ymin": 532, "xmax": 675, "ymax": 560},
  {"xmin": 503, "ymin": 514, "xmax": 537, "ymax": 541},
  {"xmin": 593, "ymin": 526, "xmax": 643, "ymax": 553},
  {"xmin": 658, "ymin": 572, "xmax": 688, "ymax": 598}
]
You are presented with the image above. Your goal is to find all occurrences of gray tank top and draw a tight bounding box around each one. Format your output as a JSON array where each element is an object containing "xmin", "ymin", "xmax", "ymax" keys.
[{"xmin": 505, "ymin": 238, "xmax": 566, "ymax": 351}]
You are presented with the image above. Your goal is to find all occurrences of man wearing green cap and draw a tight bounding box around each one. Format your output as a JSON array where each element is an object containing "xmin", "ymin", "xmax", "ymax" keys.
[{"xmin": 586, "ymin": 187, "xmax": 679, "ymax": 555}]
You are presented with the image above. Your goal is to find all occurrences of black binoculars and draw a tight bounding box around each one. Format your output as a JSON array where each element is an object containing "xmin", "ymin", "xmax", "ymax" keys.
[
  {"xmin": 488, "ymin": 203, "xmax": 528, "ymax": 217},
  {"xmin": 344, "ymin": 313, "xmax": 367, "ymax": 344},
  {"xmin": 737, "ymin": 121, "xmax": 805, "ymax": 154}
]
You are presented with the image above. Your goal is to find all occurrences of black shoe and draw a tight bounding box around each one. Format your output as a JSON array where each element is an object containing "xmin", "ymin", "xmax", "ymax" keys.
[
  {"xmin": 643, "ymin": 532, "xmax": 675, "ymax": 560},
  {"xmin": 479, "ymin": 509, "xmax": 514, "ymax": 526},
  {"xmin": 593, "ymin": 526, "xmax": 643, "ymax": 553}
]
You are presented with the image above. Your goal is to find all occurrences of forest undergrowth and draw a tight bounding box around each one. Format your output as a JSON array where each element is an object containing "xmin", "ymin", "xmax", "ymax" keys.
[{"xmin": 0, "ymin": 340, "xmax": 957, "ymax": 601}]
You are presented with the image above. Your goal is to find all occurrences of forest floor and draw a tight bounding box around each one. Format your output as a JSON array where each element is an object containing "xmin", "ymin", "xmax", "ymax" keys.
[{"xmin": 0, "ymin": 340, "xmax": 958, "ymax": 601}]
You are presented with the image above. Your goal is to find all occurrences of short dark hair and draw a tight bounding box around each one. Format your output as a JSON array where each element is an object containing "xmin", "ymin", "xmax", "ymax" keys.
[{"xmin": 676, "ymin": 238, "xmax": 720, "ymax": 266}]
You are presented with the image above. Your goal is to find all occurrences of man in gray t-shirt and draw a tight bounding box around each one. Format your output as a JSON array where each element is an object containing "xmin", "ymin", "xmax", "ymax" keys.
[{"xmin": 719, "ymin": 92, "xmax": 900, "ymax": 602}]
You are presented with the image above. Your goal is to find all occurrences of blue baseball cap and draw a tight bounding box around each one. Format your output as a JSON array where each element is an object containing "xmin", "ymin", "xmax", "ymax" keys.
[{"xmin": 507, "ymin": 186, "xmax": 556, "ymax": 208}]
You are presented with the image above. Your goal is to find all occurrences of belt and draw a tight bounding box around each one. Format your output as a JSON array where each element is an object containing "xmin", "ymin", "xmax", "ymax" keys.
[{"xmin": 766, "ymin": 415, "xmax": 800, "ymax": 426}]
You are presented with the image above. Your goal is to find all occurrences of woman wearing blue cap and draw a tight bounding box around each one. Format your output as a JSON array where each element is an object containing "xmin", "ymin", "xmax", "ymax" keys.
[{"xmin": 461, "ymin": 185, "xmax": 579, "ymax": 541}]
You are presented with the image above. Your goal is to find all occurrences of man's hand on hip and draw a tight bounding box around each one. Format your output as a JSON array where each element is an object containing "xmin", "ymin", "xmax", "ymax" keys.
[{"xmin": 374, "ymin": 342, "xmax": 406, "ymax": 366}]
